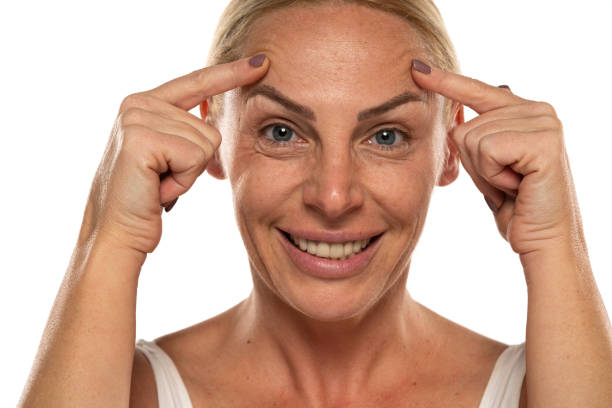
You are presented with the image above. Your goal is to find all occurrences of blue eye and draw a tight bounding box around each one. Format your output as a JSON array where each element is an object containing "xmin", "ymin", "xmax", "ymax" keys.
[
  {"xmin": 368, "ymin": 128, "xmax": 410, "ymax": 152},
  {"xmin": 374, "ymin": 129, "xmax": 397, "ymax": 145},
  {"xmin": 264, "ymin": 124, "xmax": 295, "ymax": 143}
]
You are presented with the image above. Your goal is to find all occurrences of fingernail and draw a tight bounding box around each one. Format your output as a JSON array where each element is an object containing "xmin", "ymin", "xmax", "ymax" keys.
[
  {"xmin": 484, "ymin": 195, "xmax": 499, "ymax": 213},
  {"xmin": 162, "ymin": 198, "xmax": 178, "ymax": 213},
  {"xmin": 412, "ymin": 59, "xmax": 432, "ymax": 74},
  {"xmin": 498, "ymin": 84, "xmax": 511, "ymax": 91},
  {"xmin": 248, "ymin": 54, "xmax": 266, "ymax": 68}
]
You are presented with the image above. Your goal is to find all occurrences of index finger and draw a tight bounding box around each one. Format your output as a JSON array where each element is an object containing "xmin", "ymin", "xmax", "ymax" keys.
[
  {"xmin": 410, "ymin": 59, "xmax": 524, "ymax": 114},
  {"xmin": 147, "ymin": 54, "xmax": 270, "ymax": 111}
]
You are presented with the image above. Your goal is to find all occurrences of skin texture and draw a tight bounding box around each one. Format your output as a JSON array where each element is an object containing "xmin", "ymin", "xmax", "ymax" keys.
[
  {"xmin": 156, "ymin": 4, "xmax": 512, "ymax": 407},
  {"xmin": 214, "ymin": 5, "xmax": 455, "ymax": 324},
  {"xmin": 20, "ymin": 2, "xmax": 611, "ymax": 407},
  {"xmin": 18, "ymin": 56, "xmax": 271, "ymax": 407}
]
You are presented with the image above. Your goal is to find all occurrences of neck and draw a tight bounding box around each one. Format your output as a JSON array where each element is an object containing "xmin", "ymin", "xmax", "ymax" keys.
[{"xmin": 235, "ymin": 268, "xmax": 430, "ymax": 402}]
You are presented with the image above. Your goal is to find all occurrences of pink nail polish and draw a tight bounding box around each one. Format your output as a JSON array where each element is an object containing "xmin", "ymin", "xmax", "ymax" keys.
[
  {"xmin": 248, "ymin": 54, "xmax": 266, "ymax": 68},
  {"xmin": 163, "ymin": 198, "xmax": 178, "ymax": 213},
  {"xmin": 412, "ymin": 59, "xmax": 432, "ymax": 74}
]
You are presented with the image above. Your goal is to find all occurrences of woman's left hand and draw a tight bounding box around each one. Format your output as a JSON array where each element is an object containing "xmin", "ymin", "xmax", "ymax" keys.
[{"xmin": 411, "ymin": 59, "xmax": 586, "ymax": 268}]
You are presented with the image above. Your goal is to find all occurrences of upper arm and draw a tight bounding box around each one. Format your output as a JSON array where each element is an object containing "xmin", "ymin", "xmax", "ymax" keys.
[{"xmin": 129, "ymin": 348, "xmax": 158, "ymax": 408}]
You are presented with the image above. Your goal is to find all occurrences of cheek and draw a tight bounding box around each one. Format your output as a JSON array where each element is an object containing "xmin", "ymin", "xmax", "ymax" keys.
[
  {"xmin": 230, "ymin": 140, "xmax": 309, "ymax": 221},
  {"xmin": 357, "ymin": 145, "xmax": 440, "ymax": 216},
  {"xmin": 229, "ymin": 130, "xmax": 441, "ymax": 224}
]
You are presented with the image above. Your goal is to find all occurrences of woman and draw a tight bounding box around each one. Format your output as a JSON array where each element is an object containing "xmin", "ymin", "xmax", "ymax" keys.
[{"xmin": 19, "ymin": 0, "xmax": 612, "ymax": 406}]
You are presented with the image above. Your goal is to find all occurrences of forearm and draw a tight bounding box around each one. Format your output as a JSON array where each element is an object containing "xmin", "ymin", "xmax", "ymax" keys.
[
  {"xmin": 523, "ymin": 244, "xmax": 612, "ymax": 407},
  {"xmin": 19, "ymin": 237, "xmax": 146, "ymax": 407}
]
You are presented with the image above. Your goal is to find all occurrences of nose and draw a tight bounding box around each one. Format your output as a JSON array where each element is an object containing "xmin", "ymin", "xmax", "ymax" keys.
[{"xmin": 302, "ymin": 145, "xmax": 364, "ymax": 220}]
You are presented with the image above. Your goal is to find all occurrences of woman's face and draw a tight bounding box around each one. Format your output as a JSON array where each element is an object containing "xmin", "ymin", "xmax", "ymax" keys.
[{"xmin": 214, "ymin": 4, "xmax": 458, "ymax": 321}]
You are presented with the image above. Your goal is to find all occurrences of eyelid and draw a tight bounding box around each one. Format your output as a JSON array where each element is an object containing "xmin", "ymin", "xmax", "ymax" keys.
[
  {"xmin": 260, "ymin": 121, "xmax": 304, "ymax": 140},
  {"xmin": 364, "ymin": 124, "xmax": 412, "ymax": 141},
  {"xmin": 259, "ymin": 122, "xmax": 308, "ymax": 149},
  {"xmin": 363, "ymin": 127, "xmax": 413, "ymax": 154},
  {"xmin": 251, "ymin": 105, "xmax": 318, "ymax": 138}
]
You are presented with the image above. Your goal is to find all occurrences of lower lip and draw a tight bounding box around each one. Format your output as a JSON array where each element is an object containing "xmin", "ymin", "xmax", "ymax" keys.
[{"xmin": 276, "ymin": 229, "xmax": 382, "ymax": 279}]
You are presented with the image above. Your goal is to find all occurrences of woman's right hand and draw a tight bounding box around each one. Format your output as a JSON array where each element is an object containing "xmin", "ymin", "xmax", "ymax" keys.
[{"xmin": 79, "ymin": 54, "xmax": 269, "ymax": 256}]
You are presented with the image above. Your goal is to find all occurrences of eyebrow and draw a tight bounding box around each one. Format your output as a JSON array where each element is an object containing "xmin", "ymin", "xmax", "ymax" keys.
[
  {"xmin": 357, "ymin": 91, "xmax": 427, "ymax": 121},
  {"xmin": 244, "ymin": 85, "xmax": 427, "ymax": 122},
  {"xmin": 245, "ymin": 85, "xmax": 315, "ymax": 120}
]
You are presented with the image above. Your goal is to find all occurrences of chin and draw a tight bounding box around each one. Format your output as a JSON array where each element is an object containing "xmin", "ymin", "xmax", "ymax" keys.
[{"xmin": 276, "ymin": 276, "xmax": 387, "ymax": 323}]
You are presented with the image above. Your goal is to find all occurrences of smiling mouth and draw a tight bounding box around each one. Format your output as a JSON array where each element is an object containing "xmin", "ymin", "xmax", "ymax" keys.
[{"xmin": 280, "ymin": 230, "xmax": 382, "ymax": 260}]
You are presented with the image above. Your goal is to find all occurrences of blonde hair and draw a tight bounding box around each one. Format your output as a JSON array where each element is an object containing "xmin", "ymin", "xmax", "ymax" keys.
[{"xmin": 206, "ymin": 0, "xmax": 459, "ymax": 121}]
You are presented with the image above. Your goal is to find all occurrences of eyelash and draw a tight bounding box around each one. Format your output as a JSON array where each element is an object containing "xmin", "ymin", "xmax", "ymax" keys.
[{"xmin": 259, "ymin": 123, "xmax": 412, "ymax": 151}]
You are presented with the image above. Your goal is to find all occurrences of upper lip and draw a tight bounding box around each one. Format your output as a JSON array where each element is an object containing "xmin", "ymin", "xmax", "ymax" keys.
[{"xmin": 278, "ymin": 227, "xmax": 384, "ymax": 243}]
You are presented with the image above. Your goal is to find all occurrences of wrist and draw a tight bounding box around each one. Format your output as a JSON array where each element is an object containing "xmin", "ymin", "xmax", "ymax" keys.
[
  {"xmin": 520, "ymin": 238, "xmax": 591, "ymax": 288},
  {"xmin": 76, "ymin": 199, "xmax": 151, "ymax": 265},
  {"xmin": 72, "ymin": 230, "xmax": 147, "ymax": 283}
]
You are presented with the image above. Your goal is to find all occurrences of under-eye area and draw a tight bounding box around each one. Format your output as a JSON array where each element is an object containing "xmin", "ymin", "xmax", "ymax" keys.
[{"xmin": 280, "ymin": 229, "xmax": 383, "ymax": 260}]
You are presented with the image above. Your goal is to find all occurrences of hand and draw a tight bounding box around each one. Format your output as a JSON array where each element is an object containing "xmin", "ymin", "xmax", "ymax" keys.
[
  {"xmin": 79, "ymin": 54, "xmax": 270, "ymax": 255},
  {"xmin": 411, "ymin": 59, "xmax": 585, "ymax": 263}
]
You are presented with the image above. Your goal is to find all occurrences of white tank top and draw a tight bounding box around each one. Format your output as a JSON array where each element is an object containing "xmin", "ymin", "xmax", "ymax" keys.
[{"xmin": 136, "ymin": 339, "xmax": 526, "ymax": 407}]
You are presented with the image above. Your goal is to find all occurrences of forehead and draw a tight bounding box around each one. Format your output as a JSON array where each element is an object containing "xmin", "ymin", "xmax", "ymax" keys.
[{"xmin": 239, "ymin": 4, "xmax": 431, "ymax": 106}]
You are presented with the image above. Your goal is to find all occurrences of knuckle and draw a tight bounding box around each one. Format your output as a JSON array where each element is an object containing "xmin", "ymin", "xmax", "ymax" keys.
[
  {"xmin": 191, "ymin": 68, "xmax": 206, "ymax": 85},
  {"xmin": 119, "ymin": 108, "xmax": 145, "ymax": 128},
  {"xmin": 190, "ymin": 67, "xmax": 213, "ymax": 92},
  {"xmin": 120, "ymin": 124, "xmax": 147, "ymax": 152},
  {"xmin": 229, "ymin": 62, "xmax": 241, "ymax": 88},
  {"xmin": 532, "ymin": 130, "xmax": 563, "ymax": 160},
  {"xmin": 462, "ymin": 77, "xmax": 489, "ymax": 106},
  {"xmin": 200, "ymin": 138, "xmax": 215, "ymax": 161},
  {"xmin": 478, "ymin": 134, "xmax": 496, "ymax": 156},
  {"xmin": 450, "ymin": 123, "xmax": 466, "ymax": 143},
  {"xmin": 119, "ymin": 92, "xmax": 148, "ymax": 112},
  {"xmin": 205, "ymin": 127, "xmax": 222, "ymax": 149},
  {"xmin": 478, "ymin": 134, "xmax": 505, "ymax": 170},
  {"xmin": 535, "ymin": 101, "xmax": 557, "ymax": 117},
  {"xmin": 540, "ymin": 114, "xmax": 563, "ymax": 131},
  {"xmin": 464, "ymin": 128, "xmax": 480, "ymax": 152},
  {"xmin": 190, "ymin": 143, "xmax": 210, "ymax": 173},
  {"xmin": 547, "ymin": 129, "xmax": 565, "ymax": 151},
  {"xmin": 472, "ymin": 84, "xmax": 489, "ymax": 105}
]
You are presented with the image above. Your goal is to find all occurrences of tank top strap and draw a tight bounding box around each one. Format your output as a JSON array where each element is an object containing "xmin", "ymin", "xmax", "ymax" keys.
[
  {"xmin": 478, "ymin": 342, "xmax": 526, "ymax": 408},
  {"xmin": 136, "ymin": 339, "xmax": 193, "ymax": 408}
]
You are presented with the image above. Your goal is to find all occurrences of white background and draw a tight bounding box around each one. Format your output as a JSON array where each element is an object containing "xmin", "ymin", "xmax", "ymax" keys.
[{"xmin": 2, "ymin": 1, "xmax": 611, "ymax": 405}]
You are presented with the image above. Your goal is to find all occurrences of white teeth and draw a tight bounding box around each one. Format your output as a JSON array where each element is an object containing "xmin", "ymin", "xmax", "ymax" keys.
[
  {"xmin": 289, "ymin": 234, "xmax": 373, "ymax": 259},
  {"xmin": 330, "ymin": 243, "xmax": 344, "ymax": 259},
  {"xmin": 317, "ymin": 242, "xmax": 330, "ymax": 258},
  {"xmin": 343, "ymin": 242, "xmax": 353, "ymax": 258},
  {"xmin": 298, "ymin": 238, "xmax": 308, "ymax": 251}
]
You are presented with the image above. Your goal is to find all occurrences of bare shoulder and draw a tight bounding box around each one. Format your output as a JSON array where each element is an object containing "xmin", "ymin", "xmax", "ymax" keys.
[
  {"xmin": 154, "ymin": 302, "xmax": 242, "ymax": 363},
  {"xmin": 127, "ymin": 306, "xmax": 240, "ymax": 408},
  {"xmin": 129, "ymin": 347, "xmax": 158, "ymax": 408},
  {"xmin": 418, "ymin": 302, "xmax": 528, "ymax": 405},
  {"xmin": 418, "ymin": 302, "xmax": 509, "ymax": 362},
  {"xmin": 149, "ymin": 302, "xmax": 246, "ymax": 397}
]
